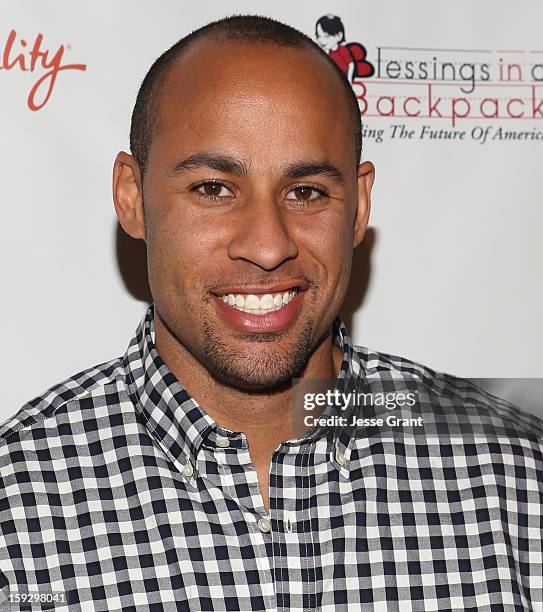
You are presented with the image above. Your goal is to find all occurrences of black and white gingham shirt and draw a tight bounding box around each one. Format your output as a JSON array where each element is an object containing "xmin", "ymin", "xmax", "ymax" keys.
[{"xmin": 1, "ymin": 305, "xmax": 542, "ymax": 611}]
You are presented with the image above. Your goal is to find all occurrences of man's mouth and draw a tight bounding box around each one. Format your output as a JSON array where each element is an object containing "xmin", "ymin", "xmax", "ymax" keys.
[
  {"xmin": 216, "ymin": 288, "xmax": 299, "ymax": 315},
  {"xmin": 210, "ymin": 283, "xmax": 307, "ymax": 333}
]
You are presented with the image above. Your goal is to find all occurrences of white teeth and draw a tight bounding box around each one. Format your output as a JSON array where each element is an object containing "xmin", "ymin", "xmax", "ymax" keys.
[
  {"xmin": 260, "ymin": 294, "xmax": 274, "ymax": 309},
  {"xmin": 245, "ymin": 294, "xmax": 259, "ymax": 309},
  {"xmin": 218, "ymin": 289, "xmax": 299, "ymax": 314}
]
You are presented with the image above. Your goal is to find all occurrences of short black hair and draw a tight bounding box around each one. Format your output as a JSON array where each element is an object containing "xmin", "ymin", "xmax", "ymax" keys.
[
  {"xmin": 315, "ymin": 15, "xmax": 346, "ymax": 42},
  {"xmin": 129, "ymin": 15, "xmax": 361, "ymax": 175}
]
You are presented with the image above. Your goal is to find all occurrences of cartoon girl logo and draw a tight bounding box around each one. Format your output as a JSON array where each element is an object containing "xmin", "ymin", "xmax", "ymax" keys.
[{"xmin": 315, "ymin": 14, "xmax": 374, "ymax": 83}]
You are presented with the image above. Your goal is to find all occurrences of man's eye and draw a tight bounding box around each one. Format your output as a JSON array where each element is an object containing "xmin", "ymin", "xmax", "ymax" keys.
[
  {"xmin": 195, "ymin": 182, "xmax": 233, "ymax": 198},
  {"xmin": 286, "ymin": 186, "xmax": 326, "ymax": 203}
]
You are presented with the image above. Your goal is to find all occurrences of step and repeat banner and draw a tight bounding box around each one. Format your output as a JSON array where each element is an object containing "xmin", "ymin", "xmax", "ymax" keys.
[{"xmin": 1, "ymin": 1, "xmax": 542, "ymax": 416}]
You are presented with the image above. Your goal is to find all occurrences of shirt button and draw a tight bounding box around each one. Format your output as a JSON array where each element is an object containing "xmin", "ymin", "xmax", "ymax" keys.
[
  {"xmin": 257, "ymin": 517, "xmax": 271, "ymax": 533},
  {"xmin": 335, "ymin": 450, "xmax": 347, "ymax": 466},
  {"xmin": 215, "ymin": 435, "xmax": 230, "ymax": 448},
  {"xmin": 181, "ymin": 463, "xmax": 194, "ymax": 479}
]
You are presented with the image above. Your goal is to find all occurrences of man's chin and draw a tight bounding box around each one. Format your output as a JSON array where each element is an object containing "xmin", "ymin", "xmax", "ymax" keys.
[
  {"xmin": 201, "ymin": 320, "xmax": 315, "ymax": 392},
  {"xmin": 208, "ymin": 366, "xmax": 296, "ymax": 393}
]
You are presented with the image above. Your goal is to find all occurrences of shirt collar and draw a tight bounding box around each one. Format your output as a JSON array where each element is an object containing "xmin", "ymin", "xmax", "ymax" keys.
[
  {"xmin": 123, "ymin": 305, "xmax": 216, "ymax": 469},
  {"xmin": 123, "ymin": 305, "xmax": 366, "ymax": 470},
  {"xmin": 329, "ymin": 316, "xmax": 367, "ymax": 472}
]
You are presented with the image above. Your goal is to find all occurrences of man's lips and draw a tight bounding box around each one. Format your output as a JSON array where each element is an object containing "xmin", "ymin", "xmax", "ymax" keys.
[{"xmin": 211, "ymin": 286, "xmax": 307, "ymax": 333}]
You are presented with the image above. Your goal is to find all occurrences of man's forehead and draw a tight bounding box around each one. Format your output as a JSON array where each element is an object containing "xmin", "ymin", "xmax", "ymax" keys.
[
  {"xmin": 158, "ymin": 37, "xmax": 345, "ymax": 112},
  {"xmin": 147, "ymin": 37, "xmax": 357, "ymax": 170}
]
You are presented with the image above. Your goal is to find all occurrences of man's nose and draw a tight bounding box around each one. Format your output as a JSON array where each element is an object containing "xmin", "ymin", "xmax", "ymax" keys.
[{"xmin": 227, "ymin": 196, "xmax": 298, "ymax": 270}]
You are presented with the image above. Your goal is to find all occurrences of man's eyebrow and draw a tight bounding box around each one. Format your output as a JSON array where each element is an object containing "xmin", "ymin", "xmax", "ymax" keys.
[
  {"xmin": 170, "ymin": 153, "xmax": 249, "ymax": 176},
  {"xmin": 170, "ymin": 154, "xmax": 344, "ymax": 184},
  {"xmin": 283, "ymin": 161, "xmax": 345, "ymax": 184}
]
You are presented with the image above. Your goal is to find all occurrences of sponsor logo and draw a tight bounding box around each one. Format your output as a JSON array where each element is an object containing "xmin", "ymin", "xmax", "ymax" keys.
[
  {"xmin": 314, "ymin": 15, "xmax": 543, "ymax": 143},
  {"xmin": 0, "ymin": 29, "xmax": 86, "ymax": 110}
]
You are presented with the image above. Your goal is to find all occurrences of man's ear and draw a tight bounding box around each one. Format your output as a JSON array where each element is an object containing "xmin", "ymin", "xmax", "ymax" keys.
[
  {"xmin": 113, "ymin": 152, "xmax": 146, "ymax": 240},
  {"xmin": 353, "ymin": 160, "xmax": 375, "ymax": 248}
]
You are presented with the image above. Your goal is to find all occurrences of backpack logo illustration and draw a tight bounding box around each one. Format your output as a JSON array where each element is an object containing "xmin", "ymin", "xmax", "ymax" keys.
[{"xmin": 315, "ymin": 14, "xmax": 374, "ymax": 82}]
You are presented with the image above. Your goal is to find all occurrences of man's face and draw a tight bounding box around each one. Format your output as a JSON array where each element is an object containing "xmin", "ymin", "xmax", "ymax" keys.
[{"xmin": 139, "ymin": 40, "xmax": 370, "ymax": 390}]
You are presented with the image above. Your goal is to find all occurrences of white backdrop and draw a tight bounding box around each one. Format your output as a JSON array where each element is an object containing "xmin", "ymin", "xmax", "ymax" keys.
[{"xmin": 2, "ymin": 1, "xmax": 542, "ymax": 418}]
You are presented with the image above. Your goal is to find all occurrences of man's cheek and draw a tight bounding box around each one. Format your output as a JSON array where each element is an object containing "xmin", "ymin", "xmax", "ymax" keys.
[
  {"xmin": 315, "ymin": 228, "xmax": 350, "ymax": 263},
  {"xmin": 172, "ymin": 211, "xmax": 234, "ymax": 248}
]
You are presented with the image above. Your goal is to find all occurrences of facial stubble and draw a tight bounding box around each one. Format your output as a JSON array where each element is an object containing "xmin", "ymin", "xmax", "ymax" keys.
[{"xmin": 200, "ymin": 310, "xmax": 318, "ymax": 391}]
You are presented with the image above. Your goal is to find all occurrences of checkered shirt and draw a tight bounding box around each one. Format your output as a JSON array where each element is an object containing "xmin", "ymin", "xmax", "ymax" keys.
[{"xmin": 1, "ymin": 305, "xmax": 542, "ymax": 611}]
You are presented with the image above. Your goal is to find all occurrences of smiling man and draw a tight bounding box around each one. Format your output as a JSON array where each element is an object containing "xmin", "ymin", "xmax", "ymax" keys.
[
  {"xmin": 112, "ymin": 16, "xmax": 373, "ymax": 516},
  {"xmin": 1, "ymin": 15, "xmax": 542, "ymax": 612}
]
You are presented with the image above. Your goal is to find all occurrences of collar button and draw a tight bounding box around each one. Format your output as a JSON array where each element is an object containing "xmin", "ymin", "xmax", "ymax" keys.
[
  {"xmin": 335, "ymin": 450, "xmax": 347, "ymax": 466},
  {"xmin": 181, "ymin": 463, "xmax": 194, "ymax": 479},
  {"xmin": 215, "ymin": 435, "xmax": 230, "ymax": 448}
]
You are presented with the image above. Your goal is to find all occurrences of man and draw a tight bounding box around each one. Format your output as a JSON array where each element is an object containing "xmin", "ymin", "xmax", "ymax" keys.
[{"xmin": 1, "ymin": 15, "xmax": 542, "ymax": 612}]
